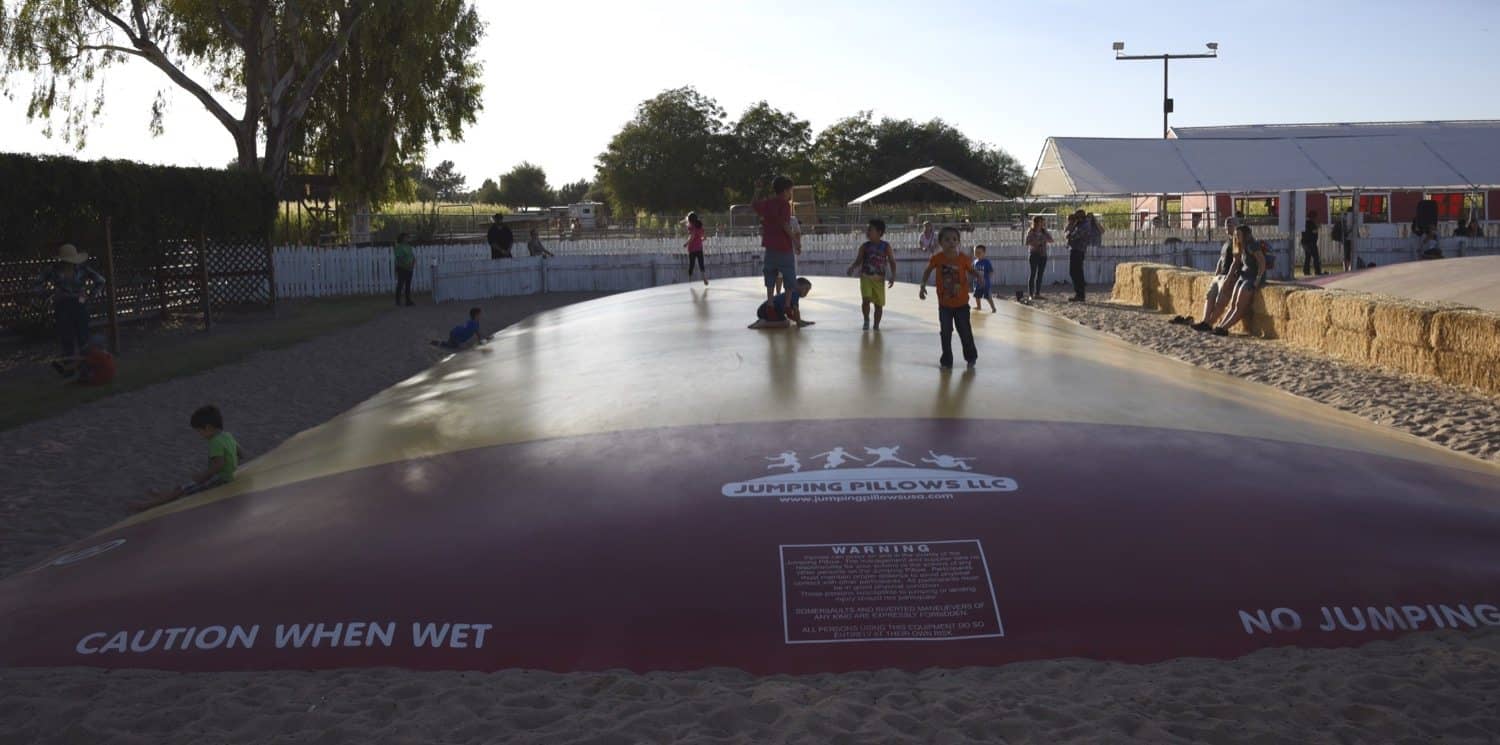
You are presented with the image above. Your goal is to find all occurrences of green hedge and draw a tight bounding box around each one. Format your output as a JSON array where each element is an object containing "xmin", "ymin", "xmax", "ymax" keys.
[{"xmin": 0, "ymin": 153, "xmax": 276, "ymax": 257}]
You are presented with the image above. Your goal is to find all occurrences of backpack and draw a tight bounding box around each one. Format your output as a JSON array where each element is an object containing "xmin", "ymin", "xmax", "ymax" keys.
[{"xmin": 1259, "ymin": 241, "xmax": 1275, "ymax": 270}]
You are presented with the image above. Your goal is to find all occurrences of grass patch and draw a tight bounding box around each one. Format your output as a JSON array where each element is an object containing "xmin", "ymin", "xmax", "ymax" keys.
[{"xmin": 0, "ymin": 296, "xmax": 395, "ymax": 432}]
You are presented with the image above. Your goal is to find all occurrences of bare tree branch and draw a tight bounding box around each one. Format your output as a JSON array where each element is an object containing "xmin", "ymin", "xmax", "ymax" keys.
[{"xmin": 83, "ymin": 0, "xmax": 143, "ymax": 46}]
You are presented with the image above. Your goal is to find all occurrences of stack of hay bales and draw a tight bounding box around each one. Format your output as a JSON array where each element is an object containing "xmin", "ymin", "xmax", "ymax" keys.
[
  {"xmin": 1137, "ymin": 264, "xmax": 1178, "ymax": 310},
  {"xmin": 1370, "ymin": 300, "xmax": 1447, "ymax": 377},
  {"xmin": 1113, "ymin": 263, "xmax": 1147, "ymax": 306},
  {"xmin": 1243, "ymin": 284, "xmax": 1302, "ymax": 339},
  {"xmin": 1430, "ymin": 309, "xmax": 1500, "ymax": 394},
  {"xmin": 1321, "ymin": 290, "xmax": 1379, "ymax": 365},
  {"xmin": 1105, "ymin": 261, "xmax": 1500, "ymax": 396},
  {"xmin": 1284, "ymin": 290, "xmax": 1332, "ymax": 352},
  {"xmin": 1156, "ymin": 269, "xmax": 1200, "ymax": 315}
]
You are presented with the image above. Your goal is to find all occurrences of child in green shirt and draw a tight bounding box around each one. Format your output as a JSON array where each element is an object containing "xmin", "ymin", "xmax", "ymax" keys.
[
  {"xmin": 393, "ymin": 232, "xmax": 416, "ymax": 307},
  {"xmin": 133, "ymin": 405, "xmax": 242, "ymax": 512}
]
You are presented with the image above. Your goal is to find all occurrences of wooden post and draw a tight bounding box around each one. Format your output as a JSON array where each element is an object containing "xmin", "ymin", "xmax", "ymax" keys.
[
  {"xmin": 103, "ymin": 216, "xmax": 121, "ymax": 355},
  {"xmin": 199, "ymin": 230, "xmax": 212, "ymax": 331}
]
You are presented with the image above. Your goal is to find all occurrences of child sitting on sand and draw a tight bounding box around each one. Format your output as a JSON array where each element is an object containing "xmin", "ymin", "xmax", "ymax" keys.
[
  {"xmin": 749, "ymin": 278, "xmax": 814, "ymax": 329},
  {"xmin": 431, "ymin": 307, "xmax": 490, "ymax": 349},
  {"xmin": 132, "ymin": 405, "xmax": 241, "ymax": 512}
]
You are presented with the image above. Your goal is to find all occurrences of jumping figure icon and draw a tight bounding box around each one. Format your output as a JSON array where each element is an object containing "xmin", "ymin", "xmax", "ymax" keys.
[
  {"xmin": 922, "ymin": 451, "xmax": 974, "ymax": 471},
  {"xmin": 765, "ymin": 451, "xmax": 802, "ymax": 473},
  {"xmin": 863, "ymin": 446, "xmax": 915, "ymax": 468},
  {"xmin": 812, "ymin": 447, "xmax": 864, "ymax": 469}
]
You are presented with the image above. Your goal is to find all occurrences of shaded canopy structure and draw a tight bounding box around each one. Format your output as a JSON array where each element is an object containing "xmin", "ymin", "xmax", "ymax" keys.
[
  {"xmin": 1029, "ymin": 129, "xmax": 1500, "ymax": 196},
  {"xmin": 2, "ymin": 277, "xmax": 1498, "ymax": 674},
  {"xmin": 848, "ymin": 166, "xmax": 1008, "ymax": 205}
]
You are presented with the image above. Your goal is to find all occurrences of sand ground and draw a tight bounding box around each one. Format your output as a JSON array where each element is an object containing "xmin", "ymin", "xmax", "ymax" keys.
[{"xmin": 2, "ymin": 287, "xmax": 1498, "ymax": 744}]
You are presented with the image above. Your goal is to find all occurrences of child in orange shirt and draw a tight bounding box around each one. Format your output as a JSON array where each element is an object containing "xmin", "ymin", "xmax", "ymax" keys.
[{"xmin": 918, "ymin": 227, "xmax": 978, "ymax": 369}]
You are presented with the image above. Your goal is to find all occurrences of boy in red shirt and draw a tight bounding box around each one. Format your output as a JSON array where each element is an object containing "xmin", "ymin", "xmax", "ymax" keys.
[
  {"xmin": 753, "ymin": 175, "xmax": 800, "ymax": 310},
  {"xmin": 919, "ymin": 227, "xmax": 978, "ymax": 369}
]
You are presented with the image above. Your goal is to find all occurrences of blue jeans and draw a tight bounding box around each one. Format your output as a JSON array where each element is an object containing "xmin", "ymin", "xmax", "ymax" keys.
[
  {"xmin": 763, "ymin": 250, "xmax": 797, "ymax": 297},
  {"xmin": 55, "ymin": 299, "xmax": 90, "ymax": 357},
  {"xmin": 938, "ymin": 305, "xmax": 977, "ymax": 367}
]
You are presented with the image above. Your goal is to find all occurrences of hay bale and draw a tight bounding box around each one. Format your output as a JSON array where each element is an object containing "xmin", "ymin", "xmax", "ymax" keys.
[
  {"xmin": 1431, "ymin": 309, "xmax": 1500, "ymax": 359},
  {"xmin": 1286, "ymin": 288, "xmax": 1331, "ymax": 326},
  {"xmin": 1371, "ymin": 338, "xmax": 1438, "ymax": 377},
  {"xmin": 1435, "ymin": 351, "xmax": 1500, "ymax": 395},
  {"xmin": 1284, "ymin": 319, "xmax": 1329, "ymax": 352},
  {"xmin": 1326, "ymin": 291, "xmax": 1378, "ymax": 333},
  {"xmin": 1322, "ymin": 328, "xmax": 1372, "ymax": 364},
  {"xmin": 1245, "ymin": 284, "xmax": 1300, "ymax": 339},
  {"xmin": 1163, "ymin": 270, "xmax": 1203, "ymax": 317},
  {"xmin": 1372, "ymin": 301, "xmax": 1444, "ymax": 348},
  {"xmin": 1113, "ymin": 263, "xmax": 1146, "ymax": 305},
  {"xmin": 1138, "ymin": 264, "xmax": 1176, "ymax": 310}
]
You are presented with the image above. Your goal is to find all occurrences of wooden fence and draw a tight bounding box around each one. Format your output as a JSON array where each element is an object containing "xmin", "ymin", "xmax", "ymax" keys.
[{"xmin": 1, "ymin": 236, "xmax": 273, "ymax": 340}]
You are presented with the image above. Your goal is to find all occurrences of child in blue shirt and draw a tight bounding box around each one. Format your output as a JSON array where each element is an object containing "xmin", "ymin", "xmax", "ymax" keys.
[
  {"xmin": 432, "ymin": 307, "xmax": 489, "ymax": 349},
  {"xmin": 972, "ymin": 245, "xmax": 996, "ymax": 312},
  {"xmin": 749, "ymin": 278, "xmax": 814, "ymax": 329}
]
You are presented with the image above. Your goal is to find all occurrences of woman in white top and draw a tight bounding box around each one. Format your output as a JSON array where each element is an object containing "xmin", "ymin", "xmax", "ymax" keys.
[{"xmin": 918, "ymin": 221, "xmax": 938, "ymax": 254}]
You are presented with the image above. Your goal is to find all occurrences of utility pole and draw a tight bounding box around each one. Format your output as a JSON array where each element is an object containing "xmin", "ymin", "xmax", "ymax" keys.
[
  {"xmin": 1114, "ymin": 42, "xmax": 1220, "ymax": 229},
  {"xmin": 1113, "ymin": 42, "xmax": 1219, "ymax": 138}
]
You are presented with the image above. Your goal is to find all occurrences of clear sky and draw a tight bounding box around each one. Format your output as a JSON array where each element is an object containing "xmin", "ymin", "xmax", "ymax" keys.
[{"xmin": 3, "ymin": 0, "xmax": 1495, "ymax": 188}]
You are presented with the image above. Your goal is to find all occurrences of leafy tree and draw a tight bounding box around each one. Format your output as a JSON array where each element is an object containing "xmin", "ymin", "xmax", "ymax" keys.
[
  {"xmin": 810, "ymin": 112, "xmax": 880, "ymax": 205},
  {"xmin": 555, "ymin": 179, "xmax": 591, "ymax": 205},
  {"xmin": 1, "ymin": 0, "xmax": 372, "ymax": 192},
  {"xmin": 595, "ymin": 86, "xmax": 729, "ymax": 214},
  {"xmin": 293, "ymin": 0, "xmax": 484, "ymax": 211},
  {"xmin": 724, "ymin": 101, "xmax": 813, "ymax": 204},
  {"xmin": 497, "ymin": 162, "xmax": 553, "ymax": 208},
  {"xmin": 425, "ymin": 160, "xmax": 467, "ymax": 201},
  {"xmin": 476, "ymin": 178, "xmax": 503, "ymax": 204},
  {"xmin": 810, "ymin": 114, "xmax": 1028, "ymax": 204}
]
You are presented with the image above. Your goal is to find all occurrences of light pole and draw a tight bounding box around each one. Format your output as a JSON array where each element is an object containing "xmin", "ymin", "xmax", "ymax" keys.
[{"xmin": 1113, "ymin": 42, "xmax": 1219, "ymax": 139}]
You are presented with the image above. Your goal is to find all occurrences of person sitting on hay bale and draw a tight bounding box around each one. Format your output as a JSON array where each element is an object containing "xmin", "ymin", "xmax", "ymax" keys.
[{"xmin": 1207, "ymin": 226, "xmax": 1268, "ymax": 336}]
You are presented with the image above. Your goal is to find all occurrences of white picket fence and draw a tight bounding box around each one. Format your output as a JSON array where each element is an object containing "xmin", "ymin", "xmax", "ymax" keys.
[
  {"xmin": 274, "ymin": 244, "xmax": 490, "ymax": 298},
  {"xmin": 429, "ymin": 243, "xmax": 1236, "ymax": 303},
  {"xmin": 271, "ymin": 230, "xmax": 1500, "ymax": 302}
]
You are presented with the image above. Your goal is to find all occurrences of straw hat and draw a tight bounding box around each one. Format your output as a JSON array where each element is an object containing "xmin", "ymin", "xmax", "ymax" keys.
[{"xmin": 57, "ymin": 244, "xmax": 89, "ymax": 264}]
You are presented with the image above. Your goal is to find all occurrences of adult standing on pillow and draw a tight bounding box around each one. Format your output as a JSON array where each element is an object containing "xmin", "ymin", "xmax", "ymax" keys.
[{"xmin": 33, "ymin": 243, "xmax": 106, "ymax": 368}]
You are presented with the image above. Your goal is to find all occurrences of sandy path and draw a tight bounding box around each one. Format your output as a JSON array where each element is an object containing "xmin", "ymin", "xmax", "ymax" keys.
[
  {"xmin": 1022, "ymin": 292, "xmax": 1500, "ymax": 462},
  {"xmin": 1, "ymin": 629, "xmax": 1496, "ymax": 744}
]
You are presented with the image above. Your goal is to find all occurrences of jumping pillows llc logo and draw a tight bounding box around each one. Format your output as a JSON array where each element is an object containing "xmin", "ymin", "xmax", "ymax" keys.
[{"xmin": 721, "ymin": 444, "xmax": 1018, "ymax": 503}]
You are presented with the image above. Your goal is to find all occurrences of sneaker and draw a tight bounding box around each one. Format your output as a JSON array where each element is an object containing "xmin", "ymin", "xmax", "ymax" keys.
[
  {"xmin": 1168, "ymin": 315, "xmax": 1189, "ymax": 324},
  {"xmin": 966, "ymin": 360, "xmax": 976, "ymax": 370},
  {"xmin": 863, "ymin": 319, "xmax": 870, "ymax": 330},
  {"xmin": 1069, "ymin": 296, "xmax": 1085, "ymax": 303},
  {"xmin": 1212, "ymin": 327, "xmax": 1229, "ymax": 337},
  {"xmin": 1190, "ymin": 321, "xmax": 1210, "ymax": 332}
]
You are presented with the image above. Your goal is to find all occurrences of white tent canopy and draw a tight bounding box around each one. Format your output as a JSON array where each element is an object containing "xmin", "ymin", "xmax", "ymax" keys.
[
  {"xmin": 1030, "ymin": 133, "xmax": 1500, "ymax": 196},
  {"xmin": 848, "ymin": 166, "xmax": 1007, "ymax": 206}
]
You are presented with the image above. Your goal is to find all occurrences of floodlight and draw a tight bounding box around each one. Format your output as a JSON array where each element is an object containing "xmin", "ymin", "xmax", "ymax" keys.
[
  {"xmin": 1206, "ymin": 42, "xmax": 1218, "ymax": 50},
  {"xmin": 1112, "ymin": 42, "xmax": 1125, "ymax": 51}
]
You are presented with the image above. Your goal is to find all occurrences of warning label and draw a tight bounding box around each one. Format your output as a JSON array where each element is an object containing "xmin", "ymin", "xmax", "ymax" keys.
[{"xmin": 779, "ymin": 539, "xmax": 1003, "ymax": 644}]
